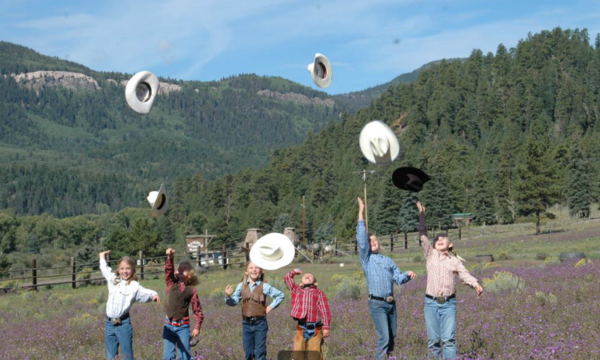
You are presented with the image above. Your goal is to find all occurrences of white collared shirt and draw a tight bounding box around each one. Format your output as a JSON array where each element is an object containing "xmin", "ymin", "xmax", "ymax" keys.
[{"xmin": 100, "ymin": 259, "xmax": 158, "ymax": 318}]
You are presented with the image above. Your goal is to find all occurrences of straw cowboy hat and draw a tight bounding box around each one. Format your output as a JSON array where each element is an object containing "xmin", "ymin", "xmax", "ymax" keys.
[
  {"xmin": 249, "ymin": 233, "xmax": 296, "ymax": 271},
  {"xmin": 147, "ymin": 184, "xmax": 169, "ymax": 217},
  {"xmin": 359, "ymin": 120, "xmax": 400, "ymax": 164},
  {"xmin": 307, "ymin": 53, "xmax": 333, "ymax": 89},
  {"xmin": 392, "ymin": 167, "xmax": 431, "ymax": 192},
  {"xmin": 125, "ymin": 71, "xmax": 160, "ymax": 114}
]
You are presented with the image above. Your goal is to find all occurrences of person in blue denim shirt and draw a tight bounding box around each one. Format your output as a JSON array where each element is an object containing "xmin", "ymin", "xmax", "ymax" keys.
[
  {"xmin": 356, "ymin": 197, "xmax": 416, "ymax": 359},
  {"xmin": 225, "ymin": 261, "xmax": 285, "ymax": 360}
]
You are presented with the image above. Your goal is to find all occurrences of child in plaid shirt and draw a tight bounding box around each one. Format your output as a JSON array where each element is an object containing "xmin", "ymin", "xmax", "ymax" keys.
[
  {"xmin": 284, "ymin": 268, "xmax": 331, "ymax": 360},
  {"xmin": 417, "ymin": 202, "xmax": 482, "ymax": 359}
]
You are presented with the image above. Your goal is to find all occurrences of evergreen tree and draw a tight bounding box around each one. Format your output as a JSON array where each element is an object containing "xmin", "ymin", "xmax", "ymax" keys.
[
  {"xmin": 27, "ymin": 234, "xmax": 40, "ymax": 254},
  {"xmin": 567, "ymin": 135, "xmax": 592, "ymax": 218},
  {"xmin": 371, "ymin": 179, "xmax": 401, "ymax": 236},
  {"xmin": 472, "ymin": 162, "xmax": 497, "ymax": 225},
  {"xmin": 397, "ymin": 192, "xmax": 419, "ymax": 243},
  {"xmin": 515, "ymin": 113, "xmax": 556, "ymax": 234}
]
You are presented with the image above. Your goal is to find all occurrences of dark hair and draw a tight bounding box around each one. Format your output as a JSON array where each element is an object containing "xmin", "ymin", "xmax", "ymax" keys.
[{"xmin": 433, "ymin": 233, "xmax": 449, "ymax": 244}]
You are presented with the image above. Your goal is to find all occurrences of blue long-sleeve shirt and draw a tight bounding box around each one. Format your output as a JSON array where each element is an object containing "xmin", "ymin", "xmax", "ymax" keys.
[
  {"xmin": 357, "ymin": 220, "xmax": 411, "ymax": 297},
  {"xmin": 225, "ymin": 280, "xmax": 285, "ymax": 309}
]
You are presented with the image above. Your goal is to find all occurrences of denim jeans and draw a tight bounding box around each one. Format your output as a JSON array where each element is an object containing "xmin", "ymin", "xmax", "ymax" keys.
[
  {"xmin": 424, "ymin": 297, "xmax": 457, "ymax": 359},
  {"xmin": 105, "ymin": 317, "xmax": 134, "ymax": 360},
  {"xmin": 368, "ymin": 298, "xmax": 397, "ymax": 360},
  {"xmin": 163, "ymin": 323, "xmax": 191, "ymax": 360},
  {"xmin": 242, "ymin": 318, "xmax": 268, "ymax": 360}
]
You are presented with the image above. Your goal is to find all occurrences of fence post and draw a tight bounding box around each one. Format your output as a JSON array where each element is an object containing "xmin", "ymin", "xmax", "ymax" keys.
[
  {"xmin": 222, "ymin": 244, "xmax": 228, "ymax": 270},
  {"xmin": 404, "ymin": 232, "xmax": 408, "ymax": 249},
  {"xmin": 71, "ymin": 257, "xmax": 76, "ymax": 289},
  {"xmin": 354, "ymin": 239, "xmax": 358, "ymax": 255},
  {"xmin": 391, "ymin": 234, "xmax": 394, "ymax": 252},
  {"xmin": 196, "ymin": 247, "xmax": 202, "ymax": 268},
  {"xmin": 31, "ymin": 258, "xmax": 37, "ymax": 292},
  {"xmin": 244, "ymin": 242, "xmax": 250, "ymax": 262},
  {"xmin": 138, "ymin": 251, "xmax": 144, "ymax": 280}
]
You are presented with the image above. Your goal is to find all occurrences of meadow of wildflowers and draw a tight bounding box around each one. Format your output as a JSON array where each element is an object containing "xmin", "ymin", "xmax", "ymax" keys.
[{"xmin": 1, "ymin": 257, "xmax": 599, "ymax": 360}]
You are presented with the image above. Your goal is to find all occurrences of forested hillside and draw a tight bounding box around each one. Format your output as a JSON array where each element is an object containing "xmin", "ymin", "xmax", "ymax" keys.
[
  {"xmin": 0, "ymin": 41, "xmax": 369, "ymax": 217},
  {"xmin": 1, "ymin": 28, "xmax": 599, "ymax": 273}
]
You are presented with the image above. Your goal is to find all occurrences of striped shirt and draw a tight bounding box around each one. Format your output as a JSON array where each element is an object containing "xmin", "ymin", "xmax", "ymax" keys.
[
  {"xmin": 225, "ymin": 280, "xmax": 285, "ymax": 309},
  {"xmin": 284, "ymin": 270, "xmax": 332, "ymax": 330},
  {"xmin": 356, "ymin": 220, "xmax": 411, "ymax": 298},
  {"xmin": 419, "ymin": 213, "xmax": 479, "ymax": 296},
  {"xmin": 100, "ymin": 258, "xmax": 158, "ymax": 319}
]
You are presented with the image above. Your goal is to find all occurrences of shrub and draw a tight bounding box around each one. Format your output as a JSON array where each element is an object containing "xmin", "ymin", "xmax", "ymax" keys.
[
  {"xmin": 543, "ymin": 257, "xmax": 560, "ymax": 265},
  {"xmin": 497, "ymin": 252, "xmax": 513, "ymax": 260},
  {"xmin": 574, "ymin": 259, "xmax": 593, "ymax": 268},
  {"xmin": 67, "ymin": 313, "xmax": 98, "ymax": 328},
  {"xmin": 76, "ymin": 267, "xmax": 94, "ymax": 287},
  {"xmin": 95, "ymin": 290, "xmax": 107, "ymax": 304},
  {"xmin": 335, "ymin": 277, "xmax": 367, "ymax": 300},
  {"xmin": 535, "ymin": 252, "xmax": 548, "ymax": 261},
  {"xmin": 535, "ymin": 291, "xmax": 557, "ymax": 307},
  {"xmin": 330, "ymin": 273, "xmax": 345, "ymax": 285},
  {"xmin": 482, "ymin": 271, "xmax": 525, "ymax": 294},
  {"xmin": 413, "ymin": 255, "xmax": 424, "ymax": 263},
  {"xmin": 0, "ymin": 279, "xmax": 19, "ymax": 291}
]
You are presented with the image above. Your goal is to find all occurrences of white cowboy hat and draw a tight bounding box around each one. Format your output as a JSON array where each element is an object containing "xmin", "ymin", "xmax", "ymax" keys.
[
  {"xmin": 307, "ymin": 53, "xmax": 333, "ymax": 89},
  {"xmin": 359, "ymin": 120, "xmax": 400, "ymax": 164},
  {"xmin": 249, "ymin": 233, "xmax": 296, "ymax": 271},
  {"xmin": 125, "ymin": 71, "xmax": 160, "ymax": 114},
  {"xmin": 147, "ymin": 184, "xmax": 169, "ymax": 217}
]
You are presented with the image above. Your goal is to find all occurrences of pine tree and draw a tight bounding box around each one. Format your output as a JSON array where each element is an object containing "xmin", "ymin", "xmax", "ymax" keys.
[
  {"xmin": 515, "ymin": 113, "xmax": 556, "ymax": 234},
  {"xmin": 371, "ymin": 178, "xmax": 401, "ymax": 236},
  {"xmin": 472, "ymin": 161, "xmax": 497, "ymax": 225},
  {"xmin": 567, "ymin": 135, "xmax": 592, "ymax": 218},
  {"xmin": 397, "ymin": 192, "xmax": 419, "ymax": 244}
]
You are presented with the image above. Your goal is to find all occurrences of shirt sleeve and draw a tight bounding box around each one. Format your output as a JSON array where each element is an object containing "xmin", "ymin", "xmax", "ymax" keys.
[
  {"xmin": 317, "ymin": 290, "xmax": 332, "ymax": 330},
  {"xmin": 420, "ymin": 212, "xmax": 433, "ymax": 259},
  {"xmin": 455, "ymin": 260, "xmax": 480, "ymax": 288},
  {"xmin": 284, "ymin": 270, "xmax": 299, "ymax": 291},
  {"xmin": 225, "ymin": 283, "xmax": 243, "ymax": 306},
  {"xmin": 134, "ymin": 283, "xmax": 158, "ymax": 303},
  {"xmin": 419, "ymin": 211, "xmax": 428, "ymax": 237},
  {"xmin": 356, "ymin": 220, "xmax": 370, "ymax": 264},
  {"xmin": 264, "ymin": 283, "xmax": 285, "ymax": 309},
  {"xmin": 390, "ymin": 259, "xmax": 410, "ymax": 285},
  {"xmin": 165, "ymin": 256, "xmax": 176, "ymax": 290},
  {"xmin": 99, "ymin": 258, "xmax": 116, "ymax": 283},
  {"xmin": 191, "ymin": 288, "xmax": 204, "ymax": 330}
]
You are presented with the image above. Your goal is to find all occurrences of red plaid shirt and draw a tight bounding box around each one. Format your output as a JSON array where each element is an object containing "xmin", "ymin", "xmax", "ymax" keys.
[{"xmin": 284, "ymin": 270, "xmax": 331, "ymax": 330}]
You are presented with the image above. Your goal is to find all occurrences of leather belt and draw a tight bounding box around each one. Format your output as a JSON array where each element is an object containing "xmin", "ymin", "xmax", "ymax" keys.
[
  {"xmin": 369, "ymin": 294, "xmax": 394, "ymax": 303},
  {"xmin": 426, "ymin": 293, "xmax": 456, "ymax": 304},
  {"xmin": 107, "ymin": 313, "xmax": 130, "ymax": 325},
  {"xmin": 243, "ymin": 315, "xmax": 266, "ymax": 323}
]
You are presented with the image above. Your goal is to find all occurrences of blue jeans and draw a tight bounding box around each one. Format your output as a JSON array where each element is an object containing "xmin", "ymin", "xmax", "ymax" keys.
[
  {"xmin": 424, "ymin": 297, "xmax": 457, "ymax": 359},
  {"xmin": 163, "ymin": 323, "xmax": 191, "ymax": 360},
  {"xmin": 368, "ymin": 298, "xmax": 397, "ymax": 360},
  {"xmin": 242, "ymin": 318, "xmax": 268, "ymax": 360},
  {"xmin": 105, "ymin": 317, "xmax": 134, "ymax": 360}
]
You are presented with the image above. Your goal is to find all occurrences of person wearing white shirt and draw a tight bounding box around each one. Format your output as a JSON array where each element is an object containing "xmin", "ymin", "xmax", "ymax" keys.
[{"xmin": 99, "ymin": 250, "xmax": 160, "ymax": 360}]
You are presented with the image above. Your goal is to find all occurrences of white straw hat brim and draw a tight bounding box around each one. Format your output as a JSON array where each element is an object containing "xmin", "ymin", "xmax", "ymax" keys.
[
  {"xmin": 359, "ymin": 120, "xmax": 400, "ymax": 164},
  {"xmin": 249, "ymin": 233, "xmax": 296, "ymax": 270},
  {"xmin": 125, "ymin": 71, "xmax": 160, "ymax": 114}
]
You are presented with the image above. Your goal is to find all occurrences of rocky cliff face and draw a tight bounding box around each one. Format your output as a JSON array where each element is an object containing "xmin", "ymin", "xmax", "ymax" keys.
[
  {"xmin": 256, "ymin": 89, "xmax": 335, "ymax": 107},
  {"xmin": 10, "ymin": 71, "xmax": 182, "ymax": 95},
  {"xmin": 11, "ymin": 71, "xmax": 100, "ymax": 92}
]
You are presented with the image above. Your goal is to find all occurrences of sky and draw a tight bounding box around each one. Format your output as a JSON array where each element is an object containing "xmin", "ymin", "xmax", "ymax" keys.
[{"xmin": 1, "ymin": 0, "xmax": 599, "ymax": 94}]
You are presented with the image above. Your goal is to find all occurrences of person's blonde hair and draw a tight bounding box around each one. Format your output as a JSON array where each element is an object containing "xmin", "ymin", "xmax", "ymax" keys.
[
  {"xmin": 241, "ymin": 261, "xmax": 265, "ymax": 290},
  {"xmin": 114, "ymin": 256, "xmax": 138, "ymax": 285},
  {"xmin": 179, "ymin": 260, "xmax": 200, "ymax": 286}
]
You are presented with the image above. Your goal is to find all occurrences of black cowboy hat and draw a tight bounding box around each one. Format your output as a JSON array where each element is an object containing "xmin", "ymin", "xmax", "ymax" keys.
[{"xmin": 392, "ymin": 167, "xmax": 431, "ymax": 192}]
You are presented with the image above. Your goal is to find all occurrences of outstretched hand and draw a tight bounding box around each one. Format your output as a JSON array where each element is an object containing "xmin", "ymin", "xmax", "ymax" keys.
[
  {"xmin": 475, "ymin": 284, "xmax": 483, "ymax": 296},
  {"xmin": 166, "ymin": 248, "xmax": 175, "ymax": 257},
  {"xmin": 406, "ymin": 271, "xmax": 416, "ymax": 279},
  {"xmin": 420, "ymin": 235, "xmax": 429, "ymax": 243},
  {"xmin": 357, "ymin": 197, "xmax": 364, "ymax": 209},
  {"xmin": 99, "ymin": 250, "xmax": 111, "ymax": 260},
  {"xmin": 152, "ymin": 295, "xmax": 161, "ymax": 305},
  {"xmin": 225, "ymin": 284, "xmax": 234, "ymax": 297}
]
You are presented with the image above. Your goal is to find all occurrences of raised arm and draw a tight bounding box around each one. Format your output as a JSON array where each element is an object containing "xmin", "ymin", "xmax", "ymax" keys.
[
  {"xmin": 165, "ymin": 248, "xmax": 177, "ymax": 288},
  {"xmin": 99, "ymin": 251, "xmax": 116, "ymax": 283},
  {"xmin": 356, "ymin": 197, "xmax": 369, "ymax": 263},
  {"xmin": 417, "ymin": 202, "xmax": 433, "ymax": 258},
  {"xmin": 225, "ymin": 283, "xmax": 242, "ymax": 306},
  {"xmin": 284, "ymin": 269, "xmax": 299, "ymax": 291}
]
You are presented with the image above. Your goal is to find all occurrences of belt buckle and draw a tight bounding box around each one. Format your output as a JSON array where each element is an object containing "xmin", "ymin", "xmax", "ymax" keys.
[
  {"xmin": 435, "ymin": 296, "xmax": 446, "ymax": 304},
  {"xmin": 110, "ymin": 318, "xmax": 121, "ymax": 325},
  {"xmin": 385, "ymin": 296, "xmax": 394, "ymax": 303}
]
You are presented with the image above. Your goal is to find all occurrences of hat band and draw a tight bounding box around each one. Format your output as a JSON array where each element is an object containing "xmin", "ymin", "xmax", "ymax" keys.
[{"xmin": 259, "ymin": 247, "xmax": 284, "ymax": 261}]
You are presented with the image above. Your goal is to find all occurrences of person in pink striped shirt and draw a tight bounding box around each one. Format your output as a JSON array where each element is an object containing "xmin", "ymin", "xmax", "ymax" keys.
[{"xmin": 417, "ymin": 201, "xmax": 482, "ymax": 359}]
